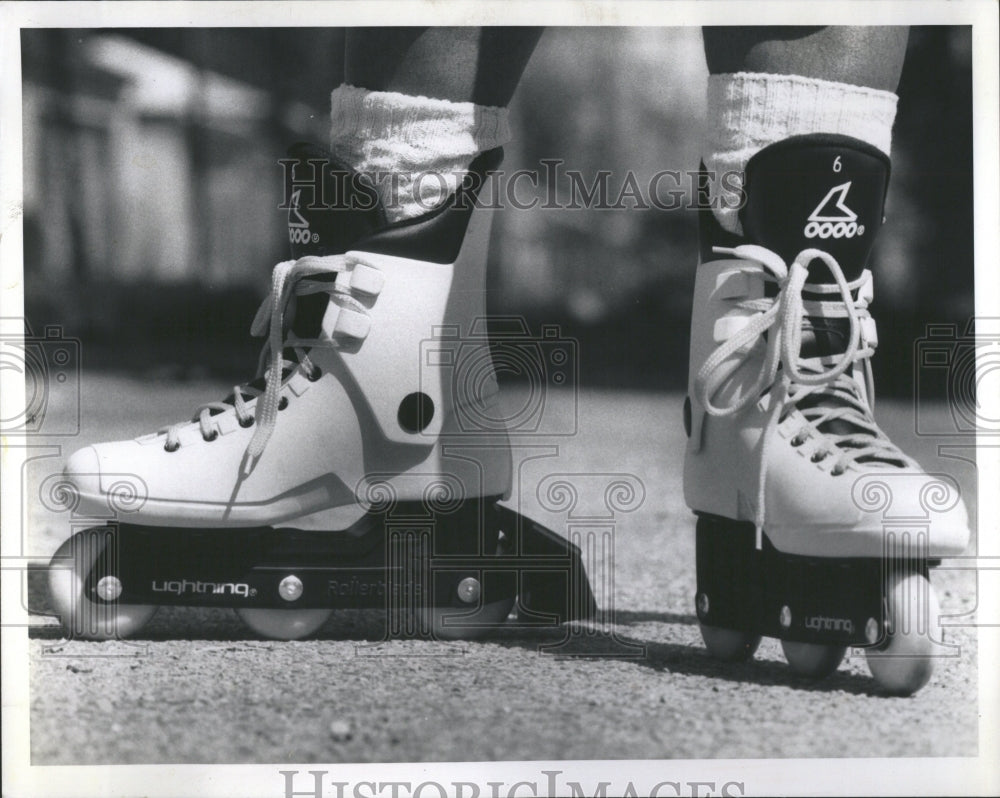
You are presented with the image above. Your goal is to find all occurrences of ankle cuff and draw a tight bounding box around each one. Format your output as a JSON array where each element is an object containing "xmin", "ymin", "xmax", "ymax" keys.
[{"xmin": 704, "ymin": 72, "xmax": 898, "ymax": 235}]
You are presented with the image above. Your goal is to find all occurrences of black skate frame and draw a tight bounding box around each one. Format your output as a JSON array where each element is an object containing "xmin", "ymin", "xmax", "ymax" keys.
[{"xmin": 60, "ymin": 499, "xmax": 596, "ymax": 638}]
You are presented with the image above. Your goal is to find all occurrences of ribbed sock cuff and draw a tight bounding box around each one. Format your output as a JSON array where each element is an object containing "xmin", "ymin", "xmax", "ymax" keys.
[
  {"xmin": 704, "ymin": 72, "xmax": 898, "ymax": 234},
  {"xmin": 330, "ymin": 84, "xmax": 510, "ymax": 222}
]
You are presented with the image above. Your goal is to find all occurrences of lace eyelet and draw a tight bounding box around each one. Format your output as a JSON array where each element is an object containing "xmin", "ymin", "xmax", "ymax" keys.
[
  {"xmin": 164, "ymin": 441, "xmax": 180, "ymax": 453},
  {"xmin": 831, "ymin": 467, "xmax": 845, "ymax": 477},
  {"xmin": 307, "ymin": 367, "xmax": 321, "ymax": 382},
  {"xmin": 810, "ymin": 452, "xmax": 827, "ymax": 463},
  {"xmin": 790, "ymin": 436, "xmax": 805, "ymax": 447},
  {"xmin": 203, "ymin": 430, "xmax": 219, "ymax": 442},
  {"xmin": 239, "ymin": 416, "xmax": 255, "ymax": 428},
  {"xmin": 278, "ymin": 397, "xmax": 289, "ymax": 411}
]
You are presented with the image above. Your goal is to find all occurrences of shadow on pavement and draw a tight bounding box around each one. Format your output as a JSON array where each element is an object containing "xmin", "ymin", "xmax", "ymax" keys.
[
  {"xmin": 31, "ymin": 608, "xmax": 894, "ymax": 697},
  {"xmin": 488, "ymin": 625, "xmax": 892, "ymax": 698}
]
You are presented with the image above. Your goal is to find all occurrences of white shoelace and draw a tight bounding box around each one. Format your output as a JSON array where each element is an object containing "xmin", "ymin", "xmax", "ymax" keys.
[
  {"xmin": 693, "ymin": 245, "xmax": 915, "ymax": 541},
  {"xmin": 163, "ymin": 254, "xmax": 374, "ymax": 473}
]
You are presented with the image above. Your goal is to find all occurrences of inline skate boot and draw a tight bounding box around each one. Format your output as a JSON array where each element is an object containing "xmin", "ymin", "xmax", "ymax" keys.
[
  {"xmin": 48, "ymin": 144, "xmax": 594, "ymax": 641},
  {"xmin": 684, "ymin": 134, "xmax": 970, "ymax": 694}
]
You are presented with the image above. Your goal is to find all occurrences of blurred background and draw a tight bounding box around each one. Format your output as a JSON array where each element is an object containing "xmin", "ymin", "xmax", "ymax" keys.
[{"xmin": 21, "ymin": 27, "xmax": 973, "ymax": 394}]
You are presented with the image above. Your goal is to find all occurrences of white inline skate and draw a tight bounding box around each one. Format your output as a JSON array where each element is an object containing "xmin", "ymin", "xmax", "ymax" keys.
[
  {"xmin": 685, "ymin": 134, "xmax": 970, "ymax": 694},
  {"xmin": 48, "ymin": 144, "xmax": 593, "ymax": 641}
]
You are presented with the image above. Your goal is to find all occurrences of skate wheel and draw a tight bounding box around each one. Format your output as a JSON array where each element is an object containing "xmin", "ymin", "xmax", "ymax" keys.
[
  {"xmin": 234, "ymin": 608, "xmax": 333, "ymax": 641},
  {"xmin": 865, "ymin": 572, "xmax": 940, "ymax": 696},
  {"xmin": 699, "ymin": 624, "xmax": 761, "ymax": 662},
  {"xmin": 47, "ymin": 528, "xmax": 158, "ymax": 640},
  {"xmin": 781, "ymin": 640, "xmax": 846, "ymax": 679}
]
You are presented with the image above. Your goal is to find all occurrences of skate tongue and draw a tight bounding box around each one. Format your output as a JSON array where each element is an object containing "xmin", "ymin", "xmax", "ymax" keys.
[
  {"xmin": 740, "ymin": 134, "xmax": 890, "ymax": 283},
  {"xmin": 798, "ymin": 316, "xmax": 848, "ymax": 359},
  {"xmin": 790, "ymin": 316, "xmax": 879, "ymax": 441},
  {"xmin": 283, "ymin": 142, "xmax": 387, "ymax": 260},
  {"xmin": 793, "ymin": 310, "xmax": 863, "ymax": 439},
  {"xmin": 282, "ymin": 143, "xmax": 388, "ymax": 339},
  {"xmin": 742, "ymin": 135, "xmax": 886, "ymax": 438}
]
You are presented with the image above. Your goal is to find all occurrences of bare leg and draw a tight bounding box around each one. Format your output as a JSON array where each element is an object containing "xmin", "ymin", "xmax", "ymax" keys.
[
  {"xmin": 345, "ymin": 27, "xmax": 544, "ymax": 106},
  {"xmin": 703, "ymin": 26, "xmax": 908, "ymax": 89}
]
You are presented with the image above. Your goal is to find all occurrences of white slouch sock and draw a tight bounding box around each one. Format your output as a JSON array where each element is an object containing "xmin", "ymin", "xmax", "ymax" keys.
[{"xmin": 330, "ymin": 84, "xmax": 510, "ymax": 223}]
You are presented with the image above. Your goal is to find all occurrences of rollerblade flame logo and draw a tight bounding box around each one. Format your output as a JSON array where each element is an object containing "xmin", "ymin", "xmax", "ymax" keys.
[
  {"xmin": 152, "ymin": 579, "xmax": 252, "ymax": 598},
  {"xmin": 804, "ymin": 182, "xmax": 865, "ymax": 240},
  {"xmin": 804, "ymin": 614, "xmax": 854, "ymax": 634},
  {"xmin": 287, "ymin": 189, "xmax": 320, "ymax": 245}
]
